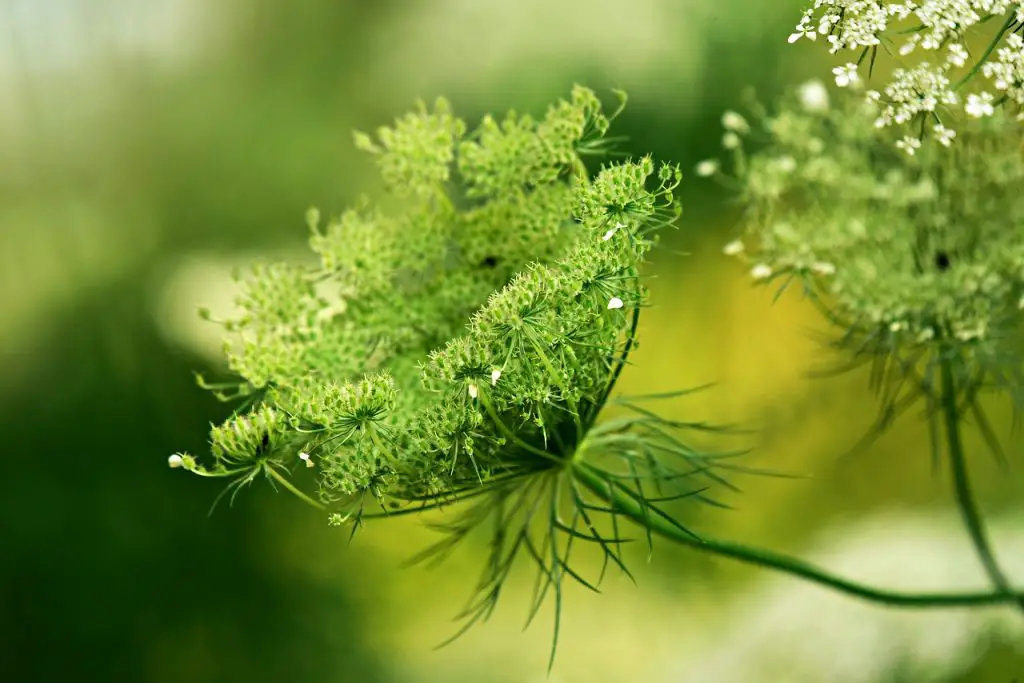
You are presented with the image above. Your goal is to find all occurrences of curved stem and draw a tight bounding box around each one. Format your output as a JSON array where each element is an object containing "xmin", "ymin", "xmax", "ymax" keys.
[
  {"xmin": 573, "ymin": 462, "xmax": 1023, "ymax": 608},
  {"xmin": 939, "ymin": 355, "xmax": 1024, "ymax": 612},
  {"xmin": 588, "ymin": 271, "xmax": 642, "ymax": 425},
  {"xmin": 477, "ymin": 392, "xmax": 564, "ymax": 465},
  {"xmin": 265, "ymin": 465, "xmax": 327, "ymax": 511}
]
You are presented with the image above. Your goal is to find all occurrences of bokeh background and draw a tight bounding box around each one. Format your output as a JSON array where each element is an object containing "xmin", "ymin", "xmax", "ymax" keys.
[{"xmin": 2, "ymin": 1, "xmax": 1022, "ymax": 682}]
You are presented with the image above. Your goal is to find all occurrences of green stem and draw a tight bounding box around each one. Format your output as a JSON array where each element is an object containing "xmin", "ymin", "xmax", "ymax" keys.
[
  {"xmin": 477, "ymin": 392, "xmax": 564, "ymax": 465},
  {"xmin": 939, "ymin": 355, "xmax": 1024, "ymax": 612},
  {"xmin": 954, "ymin": 13, "xmax": 1016, "ymax": 90},
  {"xmin": 573, "ymin": 462, "xmax": 1023, "ymax": 608},
  {"xmin": 525, "ymin": 333, "xmax": 584, "ymax": 441},
  {"xmin": 266, "ymin": 465, "xmax": 327, "ymax": 511},
  {"xmin": 588, "ymin": 273, "xmax": 642, "ymax": 424}
]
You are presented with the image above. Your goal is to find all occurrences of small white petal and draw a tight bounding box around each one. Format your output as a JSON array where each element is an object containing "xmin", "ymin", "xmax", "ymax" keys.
[
  {"xmin": 811, "ymin": 261, "xmax": 836, "ymax": 276},
  {"xmin": 797, "ymin": 79, "xmax": 830, "ymax": 112},
  {"xmin": 695, "ymin": 159, "xmax": 720, "ymax": 177},
  {"xmin": 721, "ymin": 110, "xmax": 750, "ymax": 133},
  {"xmin": 602, "ymin": 228, "xmax": 616, "ymax": 241},
  {"xmin": 750, "ymin": 264, "xmax": 773, "ymax": 280},
  {"xmin": 607, "ymin": 297, "xmax": 624, "ymax": 310},
  {"xmin": 491, "ymin": 369, "xmax": 501, "ymax": 385},
  {"xmin": 299, "ymin": 452, "xmax": 314, "ymax": 468},
  {"xmin": 168, "ymin": 454, "xmax": 184, "ymax": 469},
  {"xmin": 468, "ymin": 384, "xmax": 479, "ymax": 398},
  {"xmin": 723, "ymin": 239, "xmax": 744, "ymax": 256},
  {"xmin": 776, "ymin": 155, "xmax": 797, "ymax": 173}
]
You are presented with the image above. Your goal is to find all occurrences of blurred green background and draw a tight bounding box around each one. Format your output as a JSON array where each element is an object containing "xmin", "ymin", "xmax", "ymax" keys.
[{"xmin": 2, "ymin": 1, "xmax": 1022, "ymax": 682}]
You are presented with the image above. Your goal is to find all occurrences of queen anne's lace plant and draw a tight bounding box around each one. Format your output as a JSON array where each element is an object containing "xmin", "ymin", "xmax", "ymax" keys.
[
  {"xmin": 701, "ymin": 79, "xmax": 1024, "ymax": 617},
  {"xmin": 172, "ymin": 86, "xmax": 719, "ymax": 663},
  {"xmin": 789, "ymin": 0, "xmax": 1024, "ymax": 148},
  {"xmin": 172, "ymin": 88, "xmax": 1024, "ymax": 672}
]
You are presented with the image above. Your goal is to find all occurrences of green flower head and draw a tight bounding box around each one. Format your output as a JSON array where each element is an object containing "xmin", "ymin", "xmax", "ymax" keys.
[
  {"xmin": 171, "ymin": 89, "xmax": 749, "ymax": 663},
  {"xmin": 180, "ymin": 85, "xmax": 682, "ymax": 500}
]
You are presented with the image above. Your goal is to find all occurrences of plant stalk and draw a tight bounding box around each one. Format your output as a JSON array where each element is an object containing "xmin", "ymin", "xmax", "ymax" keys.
[
  {"xmin": 954, "ymin": 13, "xmax": 1017, "ymax": 90},
  {"xmin": 939, "ymin": 354, "xmax": 1024, "ymax": 613},
  {"xmin": 573, "ymin": 461, "xmax": 1024, "ymax": 609}
]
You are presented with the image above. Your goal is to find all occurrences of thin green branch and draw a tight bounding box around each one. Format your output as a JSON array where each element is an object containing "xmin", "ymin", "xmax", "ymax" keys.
[
  {"xmin": 954, "ymin": 13, "xmax": 1017, "ymax": 89},
  {"xmin": 588, "ymin": 271, "xmax": 642, "ymax": 425},
  {"xmin": 572, "ymin": 461, "xmax": 1024, "ymax": 608},
  {"xmin": 477, "ymin": 392, "xmax": 564, "ymax": 465},
  {"xmin": 939, "ymin": 354, "xmax": 1024, "ymax": 613},
  {"xmin": 265, "ymin": 465, "xmax": 327, "ymax": 511}
]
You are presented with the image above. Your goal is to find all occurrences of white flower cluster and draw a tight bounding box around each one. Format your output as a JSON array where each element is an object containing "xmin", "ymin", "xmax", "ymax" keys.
[
  {"xmin": 871, "ymin": 63, "xmax": 957, "ymax": 133},
  {"xmin": 982, "ymin": 32, "xmax": 1024, "ymax": 106},
  {"xmin": 790, "ymin": 0, "xmax": 1024, "ymax": 149}
]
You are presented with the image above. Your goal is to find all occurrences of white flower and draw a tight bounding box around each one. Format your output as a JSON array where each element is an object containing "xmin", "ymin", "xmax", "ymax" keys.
[
  {"xmin": 775, "ymin": 156, "xmax": 797, "ymax": 173},
  {"xmin": 946, "ymin": 43, "xmax": 968, "ymax": 69},
  {"xmin": 490, "ymin": 368, "xmax": 501, "ymax": 385},
  {"xmin": 933, "ymin": 123, "xmax": 956, "ymax": 147},
  {"xmin": 602, "ymin": 221, "xmax": 626, "ymax": 241},
  {"xmin": 168, "ymin": 454, "xmax": 184, "ymax": 469},
  {"xmin": 832, "ymin": 63, "xmax": 860, "ymax": 88},
  {"xmin": 468, "ymin": 383, "xmax": 479, "ymax": 399},
  {"xmin": 896, "ymin": 135, "xmax": 921, "ymax": 155},
  {"xmin": 695, "ymin": 159, "xmax": 720, "ymax": 177},
  {"xmin": 723, "ymin": 239, "xmax": 745, "ymax": 256},
  {"xmin": 965, "ymin": 92, "xmax": 995, "ymax": 118},
  {"xmin": 750, "ymin": 264, "xmax": 773, "ymax": 280},
  {"xmin": 721, "ymin": 110, "xmax": 750, "ymax": 134},
  {"xmin": 607, "ymin": 296, "xmax": 624, "ymax": 310},
  {"xmin": 811, "ymin": 261, "xmax": 836, "ymax": 276},
  {"xmin": 299, "ymin": 451, "xmax": 314, "ymax": 468},
  {"xmin": 872, "ymin": 64, "xmax": 957, "ymax": 134},
  {"xmin": 788, "ymin": 9, "xmax": 817, "ymax": 43},
  {"xmin": 797, "ymin": 79, "xmax": 830, "ymax": 112},
  {"xmin": 898, "ymin": 34, "xmax": 920, "ymax": 56},
  {"xmin": 722, "ymin": 132, "xmax": 741, "ymax": 150}
]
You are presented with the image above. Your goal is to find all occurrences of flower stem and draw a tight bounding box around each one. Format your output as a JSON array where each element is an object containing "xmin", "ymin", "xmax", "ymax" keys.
[
  {"xmin": 954, "ymin": 13, "xmax": 1016, "ymax": 90},
  {"xmin": 265, "ymin": 465, "xmax": 327, "ymax": 511},
  {"xmin": 588, "ymin": 277, "xmax": 642, "ymax": 425},
  {"xmin": 572, "ymin": 462, "xmax": 1024, "ymax": 608},
  {"xmin": 939, "ymin": 354, "xmax": 1024, "ymax": 612}
]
